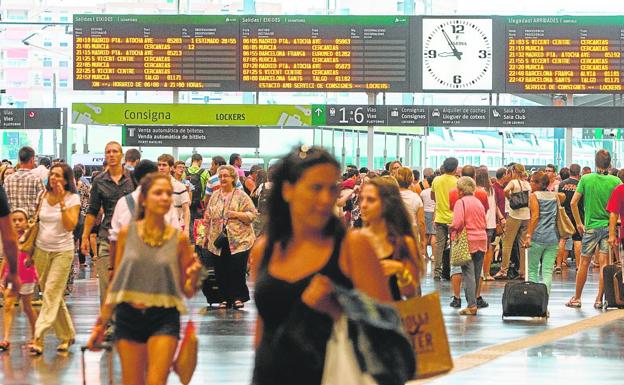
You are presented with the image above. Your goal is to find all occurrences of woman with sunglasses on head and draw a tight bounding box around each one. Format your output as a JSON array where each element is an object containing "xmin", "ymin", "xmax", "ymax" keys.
[
  {"xmin": 251, "ymin": 146, "xmax": 391, "ymax": 385},
  {"xmin": 86, "ymin": 173, "xmax": 201, "ymax": 385}
]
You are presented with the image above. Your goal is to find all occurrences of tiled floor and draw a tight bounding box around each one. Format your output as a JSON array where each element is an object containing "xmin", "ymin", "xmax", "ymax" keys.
[{"xmin": 0, "ymin": 259, "xmax": 622, "ymax": 385}]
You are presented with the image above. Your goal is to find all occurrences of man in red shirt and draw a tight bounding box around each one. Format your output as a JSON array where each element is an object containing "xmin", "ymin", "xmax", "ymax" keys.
[{"xmin": 607, "ymin": 183, "xmax": 624, "ymax": 250}]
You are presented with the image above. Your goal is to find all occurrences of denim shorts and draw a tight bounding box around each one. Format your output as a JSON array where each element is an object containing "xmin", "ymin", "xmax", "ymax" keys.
[
  {"xmin": 114, "ymin": 303, "xmax": 180, "ymax": 343},
  {"xmin": 424, "ymin": 211, "xmax": 435, "ymax": 235},
  {"xmin": 581, "ymin": 227, "xmax": 610, "ymax": 257}
]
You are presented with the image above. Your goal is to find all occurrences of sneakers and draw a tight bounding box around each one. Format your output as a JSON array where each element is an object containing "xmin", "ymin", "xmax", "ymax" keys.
[
  {"xmin": 476, "ymin": 297, "xmax": 489, "ymax": 308},
  {"xmin": 449, "ymin": 296, "xmax": 461, "ymax": 308}
]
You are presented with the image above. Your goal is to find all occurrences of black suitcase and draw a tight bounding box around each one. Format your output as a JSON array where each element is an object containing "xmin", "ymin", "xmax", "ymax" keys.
[
  {"xmin": 198, "ymin": 249, "xmax": 222, "ymax": 306},
  {"xmin": 603, "ymin": 243, "xmax": 624, "ymax": 309},
  {"xmin": 502, "ymin": 250, "xmax": 549, "ymax": 318}
]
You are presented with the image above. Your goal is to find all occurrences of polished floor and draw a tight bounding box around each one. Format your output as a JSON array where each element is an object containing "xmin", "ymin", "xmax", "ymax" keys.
[{"xmin": 1, "ymin": 259, "xmax": 623, "ymax": 385}]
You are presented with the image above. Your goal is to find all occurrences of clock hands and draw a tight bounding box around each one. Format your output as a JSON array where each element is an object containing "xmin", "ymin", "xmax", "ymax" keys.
[{"xmin": 441, "ymin": 28, "xmax": 462, "ymax": 60}]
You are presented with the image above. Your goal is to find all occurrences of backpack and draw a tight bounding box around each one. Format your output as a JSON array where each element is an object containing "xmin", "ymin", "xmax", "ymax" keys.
[
  {"xmin": 256, "ymin": 183, "xmax": 271, "ymax": 214},
  {"xmin": 186, "ymin": 168, "xmax": 205, "ymax": 210}
]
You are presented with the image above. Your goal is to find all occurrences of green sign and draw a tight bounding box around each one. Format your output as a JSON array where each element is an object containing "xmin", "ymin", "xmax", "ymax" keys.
[{"xmin": 72, "ymin": 103, "xmax": 312, "ymax": 126}]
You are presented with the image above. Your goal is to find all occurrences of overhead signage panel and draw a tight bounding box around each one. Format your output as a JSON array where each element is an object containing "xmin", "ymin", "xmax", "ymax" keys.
[
  {"xmin": 123, "ymin": 125, "xmax": 260, "ymax": 147},
  {"xmin": 0, "ymin": 108, "xmax": 62, "ymax": 129}
]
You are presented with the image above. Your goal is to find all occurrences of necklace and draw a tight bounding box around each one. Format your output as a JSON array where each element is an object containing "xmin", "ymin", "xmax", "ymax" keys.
[{"xmin": 139, "ymin": 223, "xmax": 174, "ymax": 247}]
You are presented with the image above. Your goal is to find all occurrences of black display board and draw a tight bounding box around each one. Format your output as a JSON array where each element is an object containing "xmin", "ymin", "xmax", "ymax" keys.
[{"xmin": 123, "ymin": 125, "xmax": 260, "ymax": 147}]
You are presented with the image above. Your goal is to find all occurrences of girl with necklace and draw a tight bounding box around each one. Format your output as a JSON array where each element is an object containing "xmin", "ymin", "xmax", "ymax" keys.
[{"xmin": 87, "ymin": 173, "xmax": 202, "ymax": 385}]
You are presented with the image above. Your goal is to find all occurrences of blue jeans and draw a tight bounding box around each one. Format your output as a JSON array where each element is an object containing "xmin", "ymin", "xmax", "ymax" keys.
[{"xmin": 528, "ymin": 242, "xmax": 558, "ymax": 294}]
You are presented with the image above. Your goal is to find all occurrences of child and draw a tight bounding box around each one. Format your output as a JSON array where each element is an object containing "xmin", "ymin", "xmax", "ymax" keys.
[{"xmin": 0, "ymin": 209, "xmax": 38, "ymax": 351}]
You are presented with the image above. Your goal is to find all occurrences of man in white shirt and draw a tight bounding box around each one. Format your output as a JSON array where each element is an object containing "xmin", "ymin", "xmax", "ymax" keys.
[
  {"xmin": 30, "ymin": 156, "xmax": 51, "ymax": 183},
  {"xmin": 109, "ymin": 160, "xmax": 180, "ymax": 249},
  {"xmin": 157, "ymin": 154, "xmax": 190, "ymax": 231}
]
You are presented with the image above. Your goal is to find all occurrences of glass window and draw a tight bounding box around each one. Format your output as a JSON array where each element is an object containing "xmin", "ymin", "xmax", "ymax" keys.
[
  {"xmin": 59, "ymin": 79, "xmax": 68, "ymax": 88},
  {"xmin": 43, "ymin": 58, "xmax": 53, "ymax": 67},
  {"xmin": 43, "ymin": 41, "xmax": 53, "ymax": 47},
  {"xmin": 60, "ymin": 16, "xmax": 69, "ymax": 22},
  {"xmin": 60, "ymin": 42, "xmax": 69, "ymax": 48},
  {"xmin": 43, "ymin": 78, "xmax": 52, "ymax": 87},
  {"xmin": 59, "ymin": 60, "xmax": 69, "ymax": 68}
]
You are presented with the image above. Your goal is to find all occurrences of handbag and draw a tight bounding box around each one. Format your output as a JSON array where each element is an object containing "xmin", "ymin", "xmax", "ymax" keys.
[
  {"xmin": 19, "ymin": 191, "xmax": 46, "ymax": 256},
  {"xmin": 555, "ymin": 196, "xmax": 575, "ymax": 239},
  {"xmin": 173, "ymin": 312, "xmax": 198, "ymax": 384},
  {"xmin": 395, "ymin": 292, "xmax": 453, "ymax": 378},
  {"xmin": 321, "ymin": 315, "xmax": 377, "ymax": 385},
  {"xmin": 450, "ymin": 200, "xmax": 472, "ymax": 267},
  {"xmin": 509, "ymin": 180, "xmax": 529, "ymax": 210}
]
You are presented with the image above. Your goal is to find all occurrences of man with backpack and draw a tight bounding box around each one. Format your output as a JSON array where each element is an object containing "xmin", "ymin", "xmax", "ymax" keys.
[{"xmin": 186, "ymin": 154, "xmax": 209, "ymax": 242}]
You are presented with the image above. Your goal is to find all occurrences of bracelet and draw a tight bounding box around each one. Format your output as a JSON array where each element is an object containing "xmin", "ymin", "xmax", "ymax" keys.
[{"xmin": 60, "ymin": 206, "xmax": 66, "ymax": 212}]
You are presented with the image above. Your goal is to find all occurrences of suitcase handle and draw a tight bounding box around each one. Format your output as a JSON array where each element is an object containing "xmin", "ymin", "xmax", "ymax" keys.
[{"xmin": 81, "ymin": 344, "xmax": 112, "ymax": 352}]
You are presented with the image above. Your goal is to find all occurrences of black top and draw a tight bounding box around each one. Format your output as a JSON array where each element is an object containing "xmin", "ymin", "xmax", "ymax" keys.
[
  {"xmin": 559, "ymin": 177, "xmax": 585, "ymax": 225},
  {"xmin": 253, "ymin": 234, "xmax": 352, "ymax": 385},
  {"xmin": 381, "ymin": 254, "xmax": 402, "ymax": 301},
  {"xmin": 0, "ymin": 186, "xmax": 10, "ymax": 217},
  {"xmin": 87, "ymin": 170, "xmax": 136, "ymax": 238}
]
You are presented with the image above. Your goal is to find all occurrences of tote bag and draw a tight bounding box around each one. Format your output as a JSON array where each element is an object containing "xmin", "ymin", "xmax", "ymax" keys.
[{"xmin": 395, "ymin": 292, "xmax": 453, "ymax": 378}]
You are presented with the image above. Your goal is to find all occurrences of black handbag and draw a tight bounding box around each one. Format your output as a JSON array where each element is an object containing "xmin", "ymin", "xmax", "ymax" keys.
[
  {"xmin": 509, "ymin": 179, "xmax": 529, "ymax": 210},
  {"xmin": 213, "ymin": 228, "xmax": 228, "ymax": 249}
]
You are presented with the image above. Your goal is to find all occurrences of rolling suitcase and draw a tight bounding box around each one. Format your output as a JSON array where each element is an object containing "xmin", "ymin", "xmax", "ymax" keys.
[
  {"xmin": 198, "ymin": 249, "xmax": 222, "ymax": 307},
  {"xmin": 603, "ymin": 242, "xmax": 624, "ymax": 309},
  {"xmin": 81, "ymin": 344, "xmax": 113, "ymax": 385},
  {"xmin": 502, "ymin": 250, "xmax": 549, "ymax": 318}
]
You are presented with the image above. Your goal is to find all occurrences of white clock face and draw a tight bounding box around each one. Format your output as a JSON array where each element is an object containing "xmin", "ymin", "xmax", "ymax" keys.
[{"xmin": 422, "ymin": 18, "xmax": 493, "ymax": 90}]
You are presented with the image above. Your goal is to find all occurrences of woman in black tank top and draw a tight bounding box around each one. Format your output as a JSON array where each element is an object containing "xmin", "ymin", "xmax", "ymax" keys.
[
  {"xmin": 359, "ymin": 176, "xmax": 424, "ymax": 301},
  {"xmin": 250, "ymin": 146, "xmax": 391, "ymax": 385}
]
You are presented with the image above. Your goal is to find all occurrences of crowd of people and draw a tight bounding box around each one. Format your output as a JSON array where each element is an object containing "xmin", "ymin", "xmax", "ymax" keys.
[{"xmin": 0, "ymin": 142, "xmax": 622, "ymax": 385}]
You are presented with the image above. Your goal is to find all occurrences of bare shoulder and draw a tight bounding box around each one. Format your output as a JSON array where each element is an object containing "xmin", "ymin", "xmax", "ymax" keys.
[{"xmin": 250, "ymin": 235, "xmax": 269, "ymax": 280}]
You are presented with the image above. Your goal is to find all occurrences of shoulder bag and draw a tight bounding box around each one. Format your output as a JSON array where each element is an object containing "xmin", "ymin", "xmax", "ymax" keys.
[
  {"xmin": 18, "ymin": 191, "xmax": 46, "ymax": 256},
  {"xmin": 555, "ymin": 194, "xmax": 575, "ymax": 239},
  {"xmin": 509, "ymin": 179, "xmax": 529, "ymax": 210},
  {"xmin": 450, "ymin": 200, "xmax": 472, "ymax": 267},
  {"xmin": 213, "ymin": 190, "xmax": 236, "ymax": 249}
]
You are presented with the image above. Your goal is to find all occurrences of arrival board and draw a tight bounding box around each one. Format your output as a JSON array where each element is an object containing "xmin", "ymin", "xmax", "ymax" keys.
[
  {"xmin": 505, "ymin": 16, "xmax": 624, "ymax": 93},
  {"xmin": 73, "ymin": 15, "xmax": 415, "ymax": 92}
]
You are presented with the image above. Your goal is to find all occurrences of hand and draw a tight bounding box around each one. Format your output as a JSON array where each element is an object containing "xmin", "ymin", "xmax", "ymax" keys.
[
  {"xmin": 380, "ymin": 259, "xmax": 404, "ymax": 277},
  {"xmin": 523, "ymin": 238, "xmax": 531, "ymax": 248},
  {"xmin": 81, "ymin": 237, "xmax": 91, "ymax": 256},
  {"xmin": 227, "ymin": 211, "xmax": 240, "ymax": 220},
  {"xmin": 52, "ymin": 181, "xmax": 64, "ymax": 196},
  {"xmin": 5, "ymin": 273, "xmax": 20, "ymax": 296},
  {"xmin": 608, "ymin": 235, "xmax": 618, "ymax": 249},
  {"xmin": 576, "ymin": 223, "xmax": 585, "ymax": 235},
  {"xmin": 186, "ymin": 260, "xmax": 203, "ymax": 278},
  {"xmin": 301, "ymin": 274, "xmax": 341, "ymax": 320},
  {"xmin": 24, "ymin": 257, "xmax": 34, "ymax": 268},
  {"xmin": 86, "ymin": 325, "xmax": 106, "ymax": 351},
  {"xmin": 500, "ymin": 218, "xmax": 507, "ymax": 226}
]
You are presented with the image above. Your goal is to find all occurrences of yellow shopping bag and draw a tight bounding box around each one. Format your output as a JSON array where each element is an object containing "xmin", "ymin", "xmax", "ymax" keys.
[{"xmin": 395, "ymin": 292, "xmax": 453, "ymax": 378}]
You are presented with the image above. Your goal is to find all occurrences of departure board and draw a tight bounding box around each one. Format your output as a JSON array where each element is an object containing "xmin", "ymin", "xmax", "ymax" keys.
[
  {"xmin": 505, "ymin": 16, "xmax": 624, "ymax": 93},
  {"xmin": 73, "ymin": 15, "xmax": 415, "ymax": 92},
  {"xmin": 73, "ymin": 15, "xmax": 239, "ymax": 90}
]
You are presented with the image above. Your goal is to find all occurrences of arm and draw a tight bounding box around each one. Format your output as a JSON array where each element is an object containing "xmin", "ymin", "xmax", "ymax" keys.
[
  {"xmin": 0, "ymin": 216, "xmax": 18, "ymax": 276},
  {"xmin": 87, "ymin": 227, "xmax": 129, "ymax": 350},
  {"xmin": 250, "ymin": 236, "xmax": 267, "ymax": 348},
  {"xmin": 59, "ymin": 197, "xmax": 80, "ymax": 231},
  {"xmin": 228, "ymin": 193, "xmax": 257, "ymax": 224},
  {"xmin": 183, "ymin": 202, "xmax": 191, "ymax": 231},
  {"xmin": 570, "ymin": 191, "xmax": 584, "ymax": 234},
  {"xmin": 449, "ymin": 200, "xmax": 465, "ymax": 235},
  {"xmin": 335, "ymin": 189, "xmax": 353, "ymax": 208},
  {"xmin": 397, "ymin": 236, "xmax": 423, "ymax": 298},
  {"xmin": 608, "ymin": 212, "xmax": 619, "ymax": 249},
  {"xmin": 504, "ymin": 180, "xmax": 514, "ymax": 199},
  {"xmin": 525, "ymin": 194, "xmax": 540, "ymax": 247},
  {"xmin": 177, "ymin": 230, "xmax": 201, "ymax": 298},
  {"xmin": 416, "ymin": 206, "xmax": 427, "ymax": 252}
]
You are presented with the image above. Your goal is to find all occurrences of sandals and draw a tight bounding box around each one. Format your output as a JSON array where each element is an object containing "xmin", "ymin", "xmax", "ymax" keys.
[
  {"xmin": 0, "ymin": 341, "xmax": 10, "ymax": 351},
  {"xmin": 30, "ymin": 340, "xmax": 44, "ymax": 356},
  {"xmin": 458, "ymin": 307, "xmax": 477, "ymax": 316},
  {"xmin": 565, "ymin": 297, "xmax": 582, "ymax": 308},
  {"xmin": 593, "ymin": 301, "xmax": 604, "ymax": 310},
  {"xmin": 482, "ymin": 275, "xmax": 495, "ymax": 281},
  {"xmin": 554, "ymin": 266, "xmax": 562, "ymax": 275},
  {"xmin": 218, "ymin": 302, "xmax": 228, "ymax": 309},
  {"xmin": 57, "ymin": 338, "xmax": 75, "ymax": 352},
  {"xmin": 233, "ymin": 300, "xmax": 244, "ymax": 309},
  {"xmin": 493, "ymin": 272, "xmax": 508, "ymax": 280}
]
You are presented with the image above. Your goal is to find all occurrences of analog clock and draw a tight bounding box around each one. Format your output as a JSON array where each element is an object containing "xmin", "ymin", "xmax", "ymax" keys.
[{"xmin": 422, "ymin": 18, "xmax": 493, "ymax": 90}]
